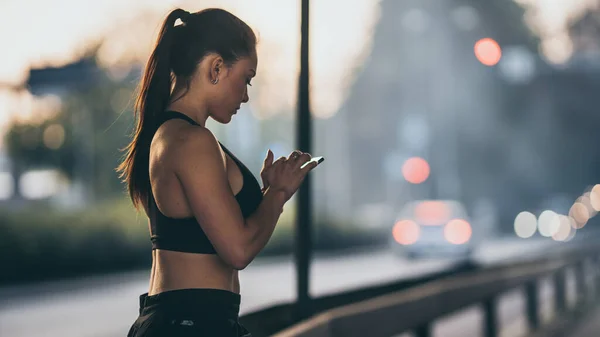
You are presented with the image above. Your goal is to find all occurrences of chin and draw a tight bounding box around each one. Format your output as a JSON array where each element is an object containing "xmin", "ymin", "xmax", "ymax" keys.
[{"xmin": 212, "ymin": 115, "xmax": 233, "ymax": 124}]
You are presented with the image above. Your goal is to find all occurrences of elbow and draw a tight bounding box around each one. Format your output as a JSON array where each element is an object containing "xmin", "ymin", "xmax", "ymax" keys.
[
  {"xmin": 215, "ymin": 229, "xmax": 256, "ymax": 270},
  {"xmin": 230, "ymin": 259, "xmax": 250, "ymax": 271},
  {"xmin": 226, "ymin": 248, "xmax": 253, "ymax": 270},
  {"xmin": 229, "ymin": 257, "xmax": 251, "ymax": 271}
]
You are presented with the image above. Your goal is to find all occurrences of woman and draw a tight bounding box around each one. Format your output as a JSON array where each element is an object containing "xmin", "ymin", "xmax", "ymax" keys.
[{"xmin": 118, "ymin": 8, "xmax": 319, "ymax": 337}]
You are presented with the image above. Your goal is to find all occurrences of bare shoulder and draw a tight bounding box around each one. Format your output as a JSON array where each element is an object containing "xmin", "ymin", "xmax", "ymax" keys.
[
  {"xmin": 174, "ymin": 124, "xmax": 218, "ymax": 152},
  {"xmin": 165, "ymin": 125, "xmax": 226, "ymax": 174},
  {"xmin": 155, "ymin": 123, "xmax": 223, "ymax": 164}
]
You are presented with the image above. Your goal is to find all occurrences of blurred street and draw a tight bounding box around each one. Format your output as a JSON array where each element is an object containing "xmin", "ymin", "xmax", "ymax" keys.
[{"xmin": 0, "ymin": 236, "xmax": 566, "ymax": 337}]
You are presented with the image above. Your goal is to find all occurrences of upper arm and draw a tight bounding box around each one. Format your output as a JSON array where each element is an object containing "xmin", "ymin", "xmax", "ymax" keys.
[{"xmin": 171, "ymin": 128, "xmax": 248, "ymax": 268}]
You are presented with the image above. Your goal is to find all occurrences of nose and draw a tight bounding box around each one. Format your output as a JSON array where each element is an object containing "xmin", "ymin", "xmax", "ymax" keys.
[{"xmin": 242, "ymin": 87, "xmax": 249, "ymax": 104}]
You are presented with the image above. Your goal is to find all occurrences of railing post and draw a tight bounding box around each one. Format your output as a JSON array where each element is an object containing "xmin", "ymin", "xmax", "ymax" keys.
[
  {"xmin": 483, "ymin": 297, "xmax": 498, "ymax": 337},
  {"xmin": 525, "ymin": 280, "xmax": 539, "ymax": 331},
  {"xmin": 575, "ymin": 260, "xmax": 587, "ymax": 307},
  {"xmin": 554, "ymin": 268, "xmax": 566, "ymax": 314},
  {"xmin": 414, "ymin": 323, "xmax": 432, "ymax": 337}
]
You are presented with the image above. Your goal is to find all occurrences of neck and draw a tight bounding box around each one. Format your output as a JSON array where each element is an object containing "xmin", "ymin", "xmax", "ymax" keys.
[{"xmin": 167, "ymin": 91, "xmax": 209, "ymax": 127}]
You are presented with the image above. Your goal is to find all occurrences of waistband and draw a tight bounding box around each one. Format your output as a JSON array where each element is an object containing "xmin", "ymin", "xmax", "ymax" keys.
[{"xmin": 139, "ymin": 288, "xmax": 241, "ymax": 318}]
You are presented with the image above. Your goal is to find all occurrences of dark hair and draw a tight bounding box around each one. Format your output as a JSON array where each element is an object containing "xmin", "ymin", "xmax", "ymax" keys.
[{"xmin": 117, "ymin": 8, "xmax": 256, "ymax": 210}]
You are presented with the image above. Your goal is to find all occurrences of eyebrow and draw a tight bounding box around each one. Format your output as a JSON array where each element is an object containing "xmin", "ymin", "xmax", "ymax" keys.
[{"xmin": 250, "ymin": 69, "xmax": 256, "ymax": 76}]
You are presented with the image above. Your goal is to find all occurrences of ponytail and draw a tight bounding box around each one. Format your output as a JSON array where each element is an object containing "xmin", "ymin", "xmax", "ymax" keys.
[
  {"xmin": 117, "ymin": 7, "xmax": 256, "ymax": 211},
  {"xmin": 117, "ymin": 8, "xmax": 189, "ymax": 211}
]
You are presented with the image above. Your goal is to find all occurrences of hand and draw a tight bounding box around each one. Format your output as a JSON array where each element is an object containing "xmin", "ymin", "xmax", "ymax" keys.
[
  {"xmin": 265, "ymin": 150, "xmax": 318, "ymax": 202},
  {"xmin": 260, "ymin": 149, "xmax": 275, "ymax": 192}
]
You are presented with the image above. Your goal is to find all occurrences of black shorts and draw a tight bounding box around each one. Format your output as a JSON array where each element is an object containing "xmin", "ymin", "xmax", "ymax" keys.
[{"xmin": 126, "ymin": 288, "xmax": 252, "ymax": 337}]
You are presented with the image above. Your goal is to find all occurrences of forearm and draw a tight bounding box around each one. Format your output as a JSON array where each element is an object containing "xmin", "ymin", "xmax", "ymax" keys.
[{"xmin": 242, "ymin": 187, "xmax": 286, "ymax": 262}]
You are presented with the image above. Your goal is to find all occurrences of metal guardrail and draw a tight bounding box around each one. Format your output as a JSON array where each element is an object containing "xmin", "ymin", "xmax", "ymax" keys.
[
  {"xmin": 269, "ymin": 243, "xmax": 600, "ymax": 337},
  {"xmin": 239, "ymin": 261, "xmax": 476, "ymax": 336}
]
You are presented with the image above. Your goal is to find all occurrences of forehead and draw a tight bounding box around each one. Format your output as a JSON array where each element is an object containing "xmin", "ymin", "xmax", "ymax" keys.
[{"xmin": 235, "ymin": 52, "xmax": 258, "ymax": 72}]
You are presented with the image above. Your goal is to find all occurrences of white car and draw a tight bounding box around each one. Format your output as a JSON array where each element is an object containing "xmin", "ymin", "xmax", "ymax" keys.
[{"xmin": 389, "ymin": 200, "xmax": 475, "ymax": 259}]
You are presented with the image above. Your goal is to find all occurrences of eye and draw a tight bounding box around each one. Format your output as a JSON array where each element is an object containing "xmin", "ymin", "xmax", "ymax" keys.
[{"xmin": 246, "ymin": 79, "xmax": 252, "ymax": 86}]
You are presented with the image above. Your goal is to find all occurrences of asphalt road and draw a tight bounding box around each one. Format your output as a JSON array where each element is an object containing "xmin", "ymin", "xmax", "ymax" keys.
[{"xmin": 0, "ymin": 237, "xmax": 568, "ymax": 337}]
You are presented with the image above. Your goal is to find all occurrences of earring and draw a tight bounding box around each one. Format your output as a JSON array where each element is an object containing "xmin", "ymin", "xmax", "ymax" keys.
[{"xmin": 212, "ymin": 78, "xmax": 219, "ymax": 85}]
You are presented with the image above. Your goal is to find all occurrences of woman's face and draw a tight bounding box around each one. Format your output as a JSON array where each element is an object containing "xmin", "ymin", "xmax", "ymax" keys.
[{"xmin": 205, "ymin": 52, "xmax": 257, "ymax": 124}]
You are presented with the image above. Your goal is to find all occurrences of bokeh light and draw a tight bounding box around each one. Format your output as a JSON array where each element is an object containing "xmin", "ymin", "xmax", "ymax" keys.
[
  {"xmin": 402, "ymin": 157, "xmax": 430, "ymax": 184},
  {"xmin": 474, "ymin": 38, "xmax": 502, "ymax": 66},
  {"xmin": 576, "ymin": 192, "xmax": 598, "ymax": 214},
  {"xmin": 392, "ymin": 220, "xmax": 420, "ymax": 245},
  {"xmin": 514, "ymin": 211, "xmax": 537, "ymax": 238},
  {"xmin": 552, "ymin": 215, "xmax": 574, "ymax": 242},
  {"xmin": 444, "ymin": 219, "xmax": 472, "ymax": 245},
  {"xmin": 19, "ymin": 170, "xmax": 66, "ymax": 200},
  {"xmin": 43, "ymin": 124, "xmax": 65, "ymax": 150},
  {"xmin": 590, "ymin": 184, "xmax": 600, "ymax": 211},
  {"xmin": 540, "ymin": 33, "xmax": 574, "ymax": 65},
  {"xmin": 577, "ymin": 193, "xmax": 597, "ymax": 218},
  {"xmin": 537, "ymin": 210, "xmax": 560, "ymax": 237},
  {"xmin": 569, "ymin": 202, "xmax": 589, "ymax": 229}
]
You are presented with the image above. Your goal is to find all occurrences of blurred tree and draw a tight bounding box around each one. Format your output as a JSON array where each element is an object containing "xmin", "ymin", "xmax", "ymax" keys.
[
  {"xmin": 61, "ymin": 72, "xmax": 137, "ymax": 198},
  {"xmin": 5, "ymin": 113, "xmax": 76, "ymax": 178},
  {"xmin": 5, "ymin": 57, "xmax": 138, "ymax": 201}
]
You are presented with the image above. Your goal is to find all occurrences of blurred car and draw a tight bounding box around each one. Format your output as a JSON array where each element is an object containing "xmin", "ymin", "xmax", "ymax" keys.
[{"xmin": 389, "ymin": 200, "xmax": 475, "ymax": 259}]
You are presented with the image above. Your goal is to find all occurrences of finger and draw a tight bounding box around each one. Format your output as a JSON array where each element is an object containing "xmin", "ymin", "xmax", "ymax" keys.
[
  {"xmin": 288, "ymin": 150, "xmax": 302, "ymax": 161},
  {"xmin": 294, "ymin": 153, "xmax": 312, "ymax": 169},
  {"xmin": 273, "ymin": 156, "xmax": 287, "ymax": 166},
  {"xmin": 263, "ymin": 149, "xmax": 274, "ymax": 168},
  {"xmin": 299, "ymin": 159, "xmax": 319, "ymax": 174}
]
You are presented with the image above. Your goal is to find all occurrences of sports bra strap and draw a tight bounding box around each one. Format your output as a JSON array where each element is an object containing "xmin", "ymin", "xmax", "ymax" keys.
[{"xmin": 160, "ymin": 110, "xmax": 200, "ymax": 126}]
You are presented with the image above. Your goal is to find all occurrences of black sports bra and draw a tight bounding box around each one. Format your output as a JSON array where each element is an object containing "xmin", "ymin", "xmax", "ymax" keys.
[{"xmin": 147, "ymin": 110, "xmax": 263, "ymax": 254}]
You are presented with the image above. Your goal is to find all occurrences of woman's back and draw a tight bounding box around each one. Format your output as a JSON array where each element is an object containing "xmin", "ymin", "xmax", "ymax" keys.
[{"xmin": 147, "ymin": 112, "xmax": 256, "ymax": 294}]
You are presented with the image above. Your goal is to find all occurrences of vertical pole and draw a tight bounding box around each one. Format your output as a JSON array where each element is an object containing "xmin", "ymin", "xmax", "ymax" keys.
[
  {"xmin": 295, "ymin": 0, "xmax": 313, "ymax": 321},
  {"xmin": 483, "ymin": 297, "xmax": 498, "ymax": 337},
  {"xmin": 554, "ymin": 269, "xmax": 566, "ymax": 314},
  {"xmin": 526, "ymin": 280, "xmax": 540, "ymax": 331},
  {"xmin": 575, "ymin": 261, "xmax": 587, "ymax": 307}
]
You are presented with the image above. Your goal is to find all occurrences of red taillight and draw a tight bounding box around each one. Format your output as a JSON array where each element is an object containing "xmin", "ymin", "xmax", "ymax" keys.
[
  {"xmin": 444, "ymin": 219, "xmax": 472, "ymax": 245},
  {"xmin": 393, "ymin": 220, "xmax": 420, "ymax": 245}
]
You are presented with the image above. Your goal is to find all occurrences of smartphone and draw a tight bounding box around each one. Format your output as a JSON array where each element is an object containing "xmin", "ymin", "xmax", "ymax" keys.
[{"xmin": 301, "ymin": 156, "xmax": 325, "ymax": 169}]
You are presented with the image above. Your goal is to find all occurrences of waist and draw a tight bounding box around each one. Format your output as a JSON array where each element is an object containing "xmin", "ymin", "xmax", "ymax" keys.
[
  {"xmin": 151, "ymin": 249, "xmax": 239, "ymax": 293},
  {"xmin": 139, "ymin": 288, "xmax": 241, "ymax": 318}
]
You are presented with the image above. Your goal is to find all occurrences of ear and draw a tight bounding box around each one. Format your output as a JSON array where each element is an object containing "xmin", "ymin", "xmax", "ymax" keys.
[{"xmin": 209, "ymin": 55, "xmax": 224, "ymax": 83}]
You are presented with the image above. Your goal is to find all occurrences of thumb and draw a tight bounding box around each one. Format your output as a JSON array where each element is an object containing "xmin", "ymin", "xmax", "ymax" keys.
[{"xmin": 264, "ymin": 149, "xmax": 274, "ymax": 167}]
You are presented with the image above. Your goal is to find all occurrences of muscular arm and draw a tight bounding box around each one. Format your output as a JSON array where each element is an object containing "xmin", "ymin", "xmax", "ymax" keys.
[{"xmin": 174, "ymin": 128, "xmax": 286, "ymax": 270}]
